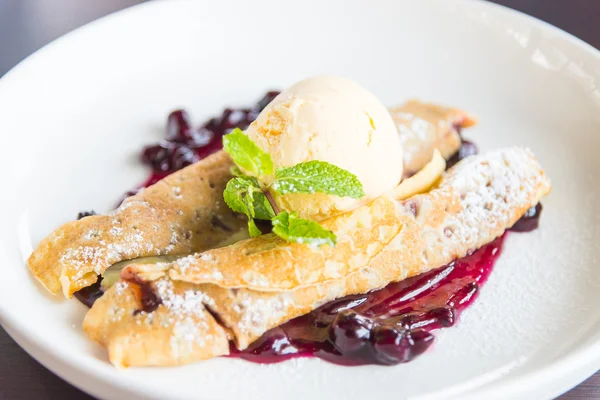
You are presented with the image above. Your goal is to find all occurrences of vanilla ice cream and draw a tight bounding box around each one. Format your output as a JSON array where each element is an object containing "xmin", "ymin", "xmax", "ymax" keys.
[{"xmin": 245, "ymin": 75, "xmax": 403, "ymax": 220}]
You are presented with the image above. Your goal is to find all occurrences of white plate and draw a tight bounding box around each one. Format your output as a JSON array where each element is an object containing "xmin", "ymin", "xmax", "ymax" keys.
[{"xmin": 1, "ymin": 0, "xmax": 599, "ymax": 399}]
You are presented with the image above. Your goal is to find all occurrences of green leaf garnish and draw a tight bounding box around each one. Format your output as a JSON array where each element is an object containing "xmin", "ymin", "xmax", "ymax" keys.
[
  {"xmin": 223, "ymin": 177, "xmax": 256, "ymax": 215},
  {"xmin": 271, "ymin": 160, "xmax": 365, "ymax": 198},
  {"xmin": 223, "ymin": 128, "xmax": 274, "ymax": 176},
  {"xmin": 247, "ymin": 219, "xmax": 263, "ymax": 237},
  {"xmin": 272, "ymin": 211, "xmax": 337, "ymax": 247},
  {"xmin": 252, "ymin": 191, "xmax": 277, "ymax": 220},
  {"xmin": 222, "ymin": 132, "xmax": 364, "ymax": 246},
  {"xmin": 223, "ymin": 177, "xmax": 276, "ymax": 236},
  {"xmin": 230, "ymin": 165, "xmax": 244, "ymax": 177}
]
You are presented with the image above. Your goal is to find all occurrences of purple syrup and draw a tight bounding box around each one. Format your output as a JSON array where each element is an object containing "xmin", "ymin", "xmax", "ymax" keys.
[
  {"xmin": 447, "ymin": 140, "xmax": 478, "ymax": 169},
  {"xmin": 117, "ymin": 91, "xmax": 281, "ymax": 203},
  {"xmin": 73, "ymin": 277, "xmax": 104, "ymax": 308},
  {"xmin": 133, "ymin": 281, "xmax": 162, "ymax": 315},
  {"xmin": 230, "ymin": 235, "xmax": 504, "ymax": 366},
  {"xmin": 73, "ymin": 93, "xmax": 544, "ymax": 366},
  {"xmin": 76, "ymin": 210, "xmax": 97, "ymax": 220},
  {"xmin": 509, "ymin": 203, "xmax": 543, "ymax": 232},
  {"xmin": 140, "ymin": 91, "xmax": 280, "ymax": 175}
]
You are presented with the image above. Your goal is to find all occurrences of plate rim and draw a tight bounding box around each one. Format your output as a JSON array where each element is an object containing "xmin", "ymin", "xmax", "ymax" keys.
[{"xmin": 1, "ymin": 0, "xmax": 599, "ymax": 399}]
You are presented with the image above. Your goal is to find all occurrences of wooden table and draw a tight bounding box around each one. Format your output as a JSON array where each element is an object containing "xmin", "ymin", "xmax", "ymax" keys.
[{"xmin": 0, "ymin": 1, "xmax": 598, "ymax": 399}]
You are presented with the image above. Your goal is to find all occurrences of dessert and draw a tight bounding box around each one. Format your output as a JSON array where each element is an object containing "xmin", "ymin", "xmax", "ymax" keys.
[{"xmin": 27, "ymin": 76, "xmax": 551, "ymax": 368}]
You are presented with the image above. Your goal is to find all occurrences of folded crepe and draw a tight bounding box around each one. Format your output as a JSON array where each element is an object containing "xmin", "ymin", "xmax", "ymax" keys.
[
  {"xmin": 28, "ymin": 100, "xmax": 473, "ymax": 297},
  {"xmin": 83, "ymin": 147, "xmax": 551, "ymax": 367},
  {"xmin": 391, "ymin": 99, "xmax": 477, "ymax": 177}
]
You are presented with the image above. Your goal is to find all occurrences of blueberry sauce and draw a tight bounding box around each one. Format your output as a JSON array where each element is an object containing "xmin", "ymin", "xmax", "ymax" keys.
[
  {"xmin": 73, "ymin": 277, "xmax": 104, "ymax": 308},
  {"xmin": 133, "ymin": 281, "xmax": 162, "ymax": 315},
  {"xmin": 73, "ymin": 93, "xmax": 543, "ymax": 366},
  {"xmin": 76, "ymin": 210, "xmax": 97, "ymax": 220},
  {"xmin": 118, "ymin": 91, "xmax": 280, "ymax": 200},
  {"xmin": 446, "ymin": 140, "xmax": 478, "ymax": 169},
  {"xmin": 231, "ymin": 235, "xmax": 502, "ymax": 365},
  {"xmin": 510, "ymin": 203, "xmax": 543, "ymax": 232}
]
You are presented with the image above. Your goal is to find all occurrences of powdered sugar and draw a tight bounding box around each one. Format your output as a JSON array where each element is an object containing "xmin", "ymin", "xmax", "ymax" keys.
[
  {"xmin": 155, "ymin": 278, "xmax": 215, "ymax": 316},
  {"xmin": 171, "ymin": 255, "xmax": 196, "ymax": 275},
  {"xmin": 114, "ymin": 280, "xmax": 128, "ymax": 295},
  {"xmin": 424, "ymin": 147, "xmax": 547, "ymax": 253},
  {"xmin": 163, "ymin": 227, "xmax": 179, "ymax": 253},
  {"xmin": 127, "ymin": 278, "xmax": 223, "ymax": 357},
  {"xmin": 59, "ymin": 221, "xmax": 158, "ymax": 285},
  {"xmin": 172, "ymin": 186, "xmax": 182, "ymax": 199},
  {"xmin": 83, "ymin": 229, "xmax": 101, "ymax": 240},
  {"xmin": 60, "ymin": 246, "xmax": 106, "ymax": 279},
  {"xmin": 234, "ymin": 291, "xmax": 292, "ymax": 336}
]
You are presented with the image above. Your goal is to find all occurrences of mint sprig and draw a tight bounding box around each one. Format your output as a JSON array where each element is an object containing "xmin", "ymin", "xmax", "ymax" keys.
[
  {"xmin": 223, "ymin": 176, "xmax": 275, "ymax": 237},
  {"xmin": 223, "ymin": 128, "xmax": 274, "ymax": 176},
  {"xmin": 272, "ymin": 160, "xmax": 365, "ymax": 198},
  {"xmin": 272, "ymin": 211, "xmax": 336, "ymax": 247},
  {"xmin": 222, "ymin": 129, "xmax": 364, "ymax": 247}
]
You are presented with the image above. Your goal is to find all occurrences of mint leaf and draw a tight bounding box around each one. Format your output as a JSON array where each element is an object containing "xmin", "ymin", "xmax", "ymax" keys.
[
  {"xmin": 223, "ymin": 177, "xmax": 275, "ymax": 236},
  {"xmin": 247, "ymin": 219, "xmax": 262, "ymax": 237},
  {"xmin": 230, "ymin": 165, "xmax": 244, "ymax": 177},
  {"xmin": 223, "ymin": 128, "xmax": 274, "ymax": 176},
  {"xmin": 272, "ymin": 161, "xmax": 365, "ymax": 198},
  {"xmin": 223, "ymin": 177, "xmax": 256, "ymax": 215},
  {"xmin": 272, "ymin": 211, "xmax": 337, "ymax": 247},
  {"xmin": 252, "ymin": 192, "xmax": 276, "ymax": 220}
]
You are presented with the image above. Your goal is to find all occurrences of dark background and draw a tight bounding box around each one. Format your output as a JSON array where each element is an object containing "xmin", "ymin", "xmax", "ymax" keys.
[{"xmin": 0, "ymin": 0, "xmax": 598, "ymax": 398}]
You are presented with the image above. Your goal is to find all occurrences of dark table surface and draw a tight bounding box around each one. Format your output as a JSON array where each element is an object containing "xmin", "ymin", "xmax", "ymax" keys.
[{"xmin": 0, "ymin": 1, "xmax": 598, "ymax": 399}]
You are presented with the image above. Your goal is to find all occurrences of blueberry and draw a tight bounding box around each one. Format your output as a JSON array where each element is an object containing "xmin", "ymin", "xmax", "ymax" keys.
[
  {"xmin": 510, "ymin": 203, "xmax": 543, "ymax": 232},
  {"xmin": 77, "ymin": 211, "xmax": 97, "ymax": 220},
  {"xmin": 329, "ymin": 310, "xmax": 373, "ymax": 354},
  {"xmin": 141, "ymin": 143, "xmax": 170, "ymax": 168},
  {"xmin": 141, "ymin": 142, "xmax": 199, "ymax": 172},
  {"xmin": 458, "ymin": 140, "xmax": 478, "ymax": 159},
  {"xmin": 169, "ymin": 146, "xmax": 200, "ymax": 171},
  {"xmin": 371, "ymin": 325, "xmax": 434, "ymax": 365},
  {"xmin": 185, "ymin": 127, "xmax": 214, "ymax": 147},
  {"xmin": 447, "ymin": 140, "xmax": 479, "ymax": 169},
  {"xmin": 426, "ymin": 307, "xmax": 455, "ymax": 328},
  {"xmin": 166, "ymin": 109, "xmax": 192, "ymax": 141},
  {"xmin": 221, "ymin": 108, "xmax": 248, "ymax": 129}
]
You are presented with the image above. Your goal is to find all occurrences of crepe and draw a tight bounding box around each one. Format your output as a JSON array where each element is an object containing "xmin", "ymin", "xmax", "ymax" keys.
[
  {"xmin": 83, "ymin": 147, "xmax": 551, "ymax": 367},
  {"xmin": 28, "ymin": 150, "xmax": 246, "ymax": 297},
  {"xmin": 391, "ymin": 99, "xmax": 477, "ymax": 177},
  {"xmin": 28, "ymin": 101, "xmax": 474, "ymax": 297}
]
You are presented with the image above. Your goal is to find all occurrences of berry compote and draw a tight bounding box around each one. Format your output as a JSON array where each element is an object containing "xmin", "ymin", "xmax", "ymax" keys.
[
  {"xmin": 74, "ymin": 93, "xmax": 543, "ymax": 366},
  {"xmin": 123, "ymin": 91, "xmax": 280, "ymax": 199}
]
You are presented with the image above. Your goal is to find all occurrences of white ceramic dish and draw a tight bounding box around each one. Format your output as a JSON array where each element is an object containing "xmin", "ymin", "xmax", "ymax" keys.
[{"xmin": 1, "ymin": 0, "xmax": 599, "ymax": 399}]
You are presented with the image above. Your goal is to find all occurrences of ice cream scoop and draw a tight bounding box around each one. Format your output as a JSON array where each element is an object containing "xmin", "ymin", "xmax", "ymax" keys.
[{"xmin": 245, "ymin": 75, "xmax": 403, "ymax": 220}]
